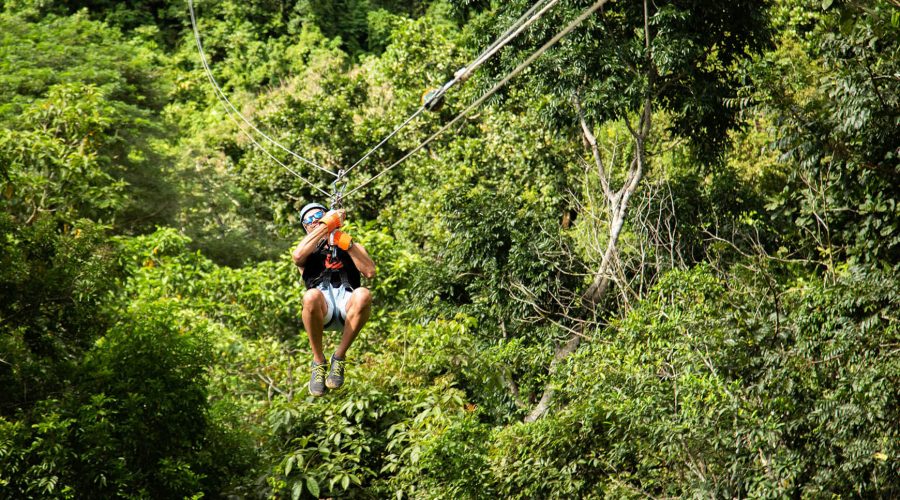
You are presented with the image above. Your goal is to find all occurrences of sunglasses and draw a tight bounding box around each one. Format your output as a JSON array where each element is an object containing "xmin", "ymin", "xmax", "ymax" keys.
[{"xmin": 303, "ymin": 210, "xmax": 325, "ymax": 225}]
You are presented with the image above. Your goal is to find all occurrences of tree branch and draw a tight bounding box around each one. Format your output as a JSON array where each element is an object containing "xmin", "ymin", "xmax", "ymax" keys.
[
  {"xmin": 575, "ymin": 92, "xmax": 613, "ymax": 202},
  {"xmin": 524, "ymin": 334, "xmax": 581, "ymax": 422}
]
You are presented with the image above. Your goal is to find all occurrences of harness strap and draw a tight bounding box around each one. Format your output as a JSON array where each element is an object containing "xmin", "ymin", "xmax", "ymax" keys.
[
  {"xmin": 320, "ymin": 267, "xmax": 353, "ymax": 292},
  {"xmin": 322, "ymin": 250, "xmax": 353, "ymax": 291}
]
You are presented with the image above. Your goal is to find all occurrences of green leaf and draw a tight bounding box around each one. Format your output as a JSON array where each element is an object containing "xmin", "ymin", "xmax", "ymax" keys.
[
  {"xmin": 341, "ymin": 474, "xmax": 350, "ymax": 490},
  {"xmin": 291, "ymin": 481, "xmax": 302, "ymax": 500},
  {"xmin": 822, "ymin": 0, "xmax": 833, "ymax": 9},
  {"xmin": 306, "ymin": 476, "xmax": 320, "ymax": 498}
]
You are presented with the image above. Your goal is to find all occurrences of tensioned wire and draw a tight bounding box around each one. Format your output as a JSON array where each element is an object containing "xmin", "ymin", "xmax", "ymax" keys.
[
  {"xmin": 342, "ymin": 0, "xmax": 610, "ymax": 200},
  {"xmin": 188, "ymin": 0, "xmax": 336, "ymax": 184},
  {"xmin": 340, "ymin": 0, "xmax": 560, "ymax": 178},
  {"xmin": 460, "ymin": 0, "xmax": 560, "ymax": 82},
  {"xmin": 189, "ymin": 0, "xmax": 603, "ymax": 201},
  {"xmin": 189, "ymin": 0, "xmax": 554, "ymax": 199}
]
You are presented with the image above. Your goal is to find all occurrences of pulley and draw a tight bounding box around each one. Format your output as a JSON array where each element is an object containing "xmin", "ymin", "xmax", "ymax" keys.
[{"xmin": 421, "ymin": 88, "xmax": 446, "ymax": 112}]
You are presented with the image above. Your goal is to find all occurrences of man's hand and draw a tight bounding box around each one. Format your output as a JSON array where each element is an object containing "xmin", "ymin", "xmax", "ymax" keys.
[
  {"xmin": 308, "ymin": 221, "xmax": 331, "ymax": 241},
  {"xmin": 331, "ymin": 230, "xmax": 352, "ymax": 251},
  {"xmin": 320, "ymin": 209, "xmax": 346, "ymax": 232}
]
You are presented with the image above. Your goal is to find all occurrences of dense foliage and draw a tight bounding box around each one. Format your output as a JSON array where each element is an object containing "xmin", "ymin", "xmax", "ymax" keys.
[{"xmin": 1, "ymin": 0, "xmax": 897, "ymax": 497}]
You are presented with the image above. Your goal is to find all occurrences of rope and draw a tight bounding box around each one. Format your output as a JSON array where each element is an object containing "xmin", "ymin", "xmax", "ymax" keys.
[
  {"xmin": 234, "ymin": 119, "xmax": 331, "ymax": 197},
  {"xmin": 457, "ymin": 0, "xmax": 559, "ymax": 82},
  {"xmin": 343, "ymin": 107, "xmax": 427, "ymax": 175},
  {"xmin": 471, "ymin": 0, "xmax": 552, "ymax": 67},
  {"xmin": 188, "ymin": 0, "xmax": 337, "ymax": 179},
  {"xmin": 341, "ymin": 0, "xmax": 558, "ymax": 177},
  {"xmin": 209, "ymin": 98, "xmax": 331, "ymax": 196},
  {"xmin": 188, "ymin": 0, "xmax": 330, "ymax": 196},
  {"xmin": 342, "ymin": 0, "xmax": 609, "ymax": 200}
]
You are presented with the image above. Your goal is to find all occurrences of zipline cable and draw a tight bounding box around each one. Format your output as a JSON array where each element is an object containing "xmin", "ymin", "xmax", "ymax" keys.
[
  {"xmin": 471, "ymin": 0, "xmax": 553, "ymax": 69},
  {"xmin": 341, "ymin": 0, "xmax": 559, "ymax": 178},
  {"xmin": 342, "ymin": 0, "xmax": 609, "ymax": 200},
  {"xmin": 457, "ymin": 0, "xmax": 559, "ymax": 83},
  {"xmin": 341, "ymin": 107, "xmax": 427, "ymax": 177},
  {"xmin": 218, "ymin": 104, "xmax": 332, "ymax": 196},
  {"xmin": 205, "ymin": 94, "xmax": 331, "ymax": 196},
  {"xmin": 188, "ymin": 0, "xmax": 331, "ymax": 195},
  {"xmin": 188, "ymin": 0, "xmax": 336, "ymax": 179}
]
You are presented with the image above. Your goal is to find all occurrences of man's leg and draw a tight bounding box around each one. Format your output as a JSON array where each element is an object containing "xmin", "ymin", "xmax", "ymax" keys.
[
  {"xmin": 302, "ymin": 288, "xmax": 328, "ymax": 364},
  {"xmin": 334, "ymin": 287, "xmax": 372, "ymax": 359},
  {"xmin": 326, "ymin": 288, "xmax": 372, "ymax": 390}
]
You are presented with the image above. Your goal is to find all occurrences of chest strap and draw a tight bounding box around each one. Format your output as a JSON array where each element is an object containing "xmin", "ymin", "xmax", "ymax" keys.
[{"xmin": 315, "ymin": 249, "xmax": 353, "ymax": 291}]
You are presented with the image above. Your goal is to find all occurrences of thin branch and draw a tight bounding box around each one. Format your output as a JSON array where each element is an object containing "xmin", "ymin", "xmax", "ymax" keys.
[{"xmin": 575, "ymin": 92, "xmax": 613, "ymax": 201}]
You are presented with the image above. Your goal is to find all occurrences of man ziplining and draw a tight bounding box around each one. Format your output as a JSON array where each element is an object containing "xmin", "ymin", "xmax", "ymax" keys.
[
  {"xmin": 292, "ymin": 204, "xmax": 376, "ymax": 397},
  {"xmin": 190, "ymin": 0, "xmax": 610, "ymax": 395}
]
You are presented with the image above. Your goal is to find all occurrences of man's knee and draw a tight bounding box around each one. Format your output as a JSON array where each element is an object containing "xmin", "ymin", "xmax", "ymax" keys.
[
  {"xmin": 303, "ymin": 288, "xmax": 326, "ymax": 314},
  {"xmin": 350, "ymin": 287, "xmax": 372, "ymax": 308}
]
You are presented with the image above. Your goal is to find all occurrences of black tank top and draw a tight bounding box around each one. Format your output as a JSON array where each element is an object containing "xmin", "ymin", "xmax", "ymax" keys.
[{"xmin": 301, "ymin": 246, "xmax": 361, "ymax": 290}]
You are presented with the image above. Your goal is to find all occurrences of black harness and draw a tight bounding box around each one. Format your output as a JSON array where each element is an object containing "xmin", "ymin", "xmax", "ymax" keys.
[
  {"xmin": 319, "ymin": 267, "xmax": 353, "ymax": 292},
  {"xmin": 308, "ymin": 242, "xmax": 354, "ymax": 292},
  {"xmin": 318, "ymin": 244, "xmax": 353, "ymax": 329}
]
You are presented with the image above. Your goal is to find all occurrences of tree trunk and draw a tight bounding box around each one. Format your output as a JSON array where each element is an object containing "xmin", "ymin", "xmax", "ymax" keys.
[
  {"xmin": 525, "ymin": 88, "xmax": 650, "ymax": 423},
  {"xmin": 524, "ymin": 141, "xmax": 644, "ymax": 422}
]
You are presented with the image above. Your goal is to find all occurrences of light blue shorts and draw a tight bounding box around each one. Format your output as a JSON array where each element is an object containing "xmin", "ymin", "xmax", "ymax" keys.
[{"xmin": 319, "ymin": 282, "xmax": 353, "ymax": 332}]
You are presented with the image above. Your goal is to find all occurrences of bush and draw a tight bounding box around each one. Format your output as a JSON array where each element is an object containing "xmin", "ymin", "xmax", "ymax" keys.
[
  {"xmin": 487, "ymin": 264, "xmax": 900, "ymax": 497},
  {"xmin": 0, "ymin": 301, "xmax": 254, "ymax": 498}
]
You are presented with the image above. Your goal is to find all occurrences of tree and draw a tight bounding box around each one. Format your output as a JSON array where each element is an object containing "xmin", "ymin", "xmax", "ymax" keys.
[
  {"xmin": 0, "ymin": 214, "xmax": 119, "ymax": 416},
  {"xmin": 751, "ymin": 0, "xmax": 900, "ymax": 268},
  {"xmin": 0, "ymin": 11, "xmax": 175, "ymax": 231},
  {"xmin": 467, "ymin": 0, "xmax": 772, "ymax": 421}
]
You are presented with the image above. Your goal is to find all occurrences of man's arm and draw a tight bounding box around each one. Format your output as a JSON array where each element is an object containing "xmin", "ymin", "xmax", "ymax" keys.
[
  {"xmin": 347, "ymin": 243, "xmax": 376, "ymax": 279},
  {"xmin": 292, "ymin": 224, "xmax": 330, "ymax": 271},
  {"xmin": 292, "ymin": 209, "xmax": 346, "ymax": 271}
]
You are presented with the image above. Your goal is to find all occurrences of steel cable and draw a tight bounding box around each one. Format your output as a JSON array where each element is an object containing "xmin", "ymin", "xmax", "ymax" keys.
[
  {"xmin": 188, "ymin": 0, "xmax": 336, "ymax": 179},
  {"xmin": 341, "ymin": 0, "xmax": 559, "ymax": 178},
  {"xmin": 343, "ymin": 0, "xmax": 610, "ymax": 200}
]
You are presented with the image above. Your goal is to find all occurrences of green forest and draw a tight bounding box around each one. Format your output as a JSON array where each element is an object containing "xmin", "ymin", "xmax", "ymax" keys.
[{"xmin": 1, "ymin": 0, "xmax": 898, "ymax": 497}]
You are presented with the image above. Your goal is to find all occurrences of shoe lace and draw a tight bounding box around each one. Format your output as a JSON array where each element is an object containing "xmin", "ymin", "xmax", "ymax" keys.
[
  {"xmin": 331, "ymin": 358, "xmax": 345, "ymax": 378},
  {"xmin": 312, "ymin": 364, "xmax": 327, "ymax": 383}
]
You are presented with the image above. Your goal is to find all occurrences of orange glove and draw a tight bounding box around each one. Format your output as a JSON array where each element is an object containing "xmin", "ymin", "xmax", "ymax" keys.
[
  {"xmin": 331, "ymin": 230, "xmax": 353, "ymax": 251},
  {"xmin": 320, "ymin": 210, "xmax": 344, "ymax": 232}
]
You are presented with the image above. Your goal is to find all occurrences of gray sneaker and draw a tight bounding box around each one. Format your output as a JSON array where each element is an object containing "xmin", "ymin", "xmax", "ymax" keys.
[
  {"xmin": 309, "ymin": 361, "xmax": 327, "ymax": 397},
  {"xmin": 325, "ymin": 355, "xmax": 346, "ymax": 390}
]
